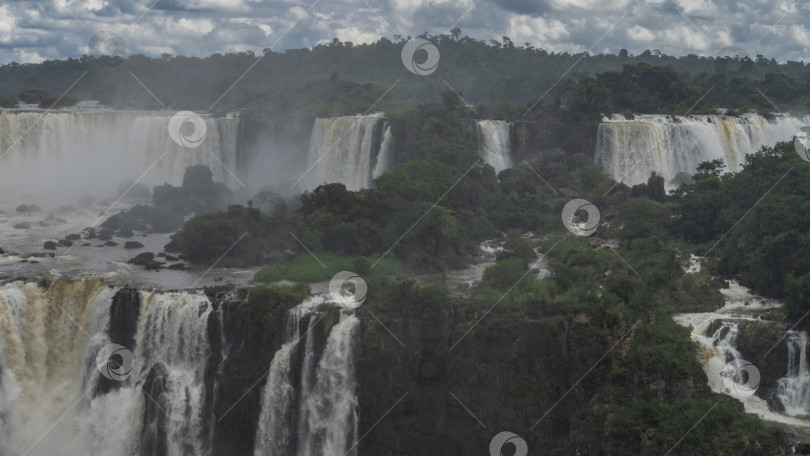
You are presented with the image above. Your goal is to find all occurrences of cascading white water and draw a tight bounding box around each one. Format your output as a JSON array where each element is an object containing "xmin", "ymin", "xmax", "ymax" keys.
[
  {"xmin": 298, "ymin": 315, "xmax": 359, "ymax": 456},
  {"xmin": 0, "ymin": 110, "xmax": 240, "ymax": 200},
  {"xmin": 594, "ymin": 114, "xmax": 805, "ymax": 189},
  {"xmin": 303, "ymin": 114, "xmax": 393, "ymax": 191},
  {"xmin": 476, "ymin": 120, "xmax": 512, "ymax": 172},
  {"xmin": 0, "ymin": 280, "xmax": 115, "ymax": 456},
  {"xmin": 778, "ymin": 331, "xmax": 810, "ymax": 417},
  {"xmin": 674, "ymin": 276, "xmax": 810, "ymax": 439},
  {"xmin": 0, "ymin": 280, "xmax": 214, "ymax": 456},
  {"xmin": 133, "ymin": 290, "xmax": 214, "ymax": 456},
  {"xmin": 254, "ymin": 295, "xmax": 360, "ymax": 456}
]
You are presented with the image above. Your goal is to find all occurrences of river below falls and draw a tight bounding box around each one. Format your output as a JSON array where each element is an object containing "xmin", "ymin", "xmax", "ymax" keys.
[{"xmin": 674, "ymin": 258, "xmax": 810, "ymax": 444}]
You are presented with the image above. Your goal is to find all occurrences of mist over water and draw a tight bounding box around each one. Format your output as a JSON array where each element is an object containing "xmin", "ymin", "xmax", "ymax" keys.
[{"xmin": 0, "ymin": 110, "xmax": 240, "ymax": 203}]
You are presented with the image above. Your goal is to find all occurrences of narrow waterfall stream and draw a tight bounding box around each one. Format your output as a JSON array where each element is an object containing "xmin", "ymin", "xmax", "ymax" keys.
[{"xmin": 254, "ymin": 294, "xmax": 360, "ymax": 456}]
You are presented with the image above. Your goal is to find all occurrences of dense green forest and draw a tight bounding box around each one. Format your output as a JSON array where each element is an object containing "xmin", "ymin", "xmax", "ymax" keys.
[
  {"xmin": 2, "ymin": 31, "xmax": 810, "ymax": 116},
  {"xmin": 163, "ymin": 130, "xmax": 810, "ymax": 454},
  {"xmin": 7, "ymin": 30, "xmax": 810, "ymax": 452}
]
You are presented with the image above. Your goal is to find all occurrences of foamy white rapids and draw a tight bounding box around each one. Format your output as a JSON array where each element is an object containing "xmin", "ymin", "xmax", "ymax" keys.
[
  {"xmin": 673, "ymin": 280, "xmax": 810, "ymax": 439},
  {"xmin": 595, "ymin": 114, "xmax": 806, "ymax": 189}
]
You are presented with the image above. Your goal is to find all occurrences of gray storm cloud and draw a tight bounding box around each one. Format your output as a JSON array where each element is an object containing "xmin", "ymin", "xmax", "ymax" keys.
[{"xmin": 0, "ymin": 0, "xmax": 808, "ymax": 63}]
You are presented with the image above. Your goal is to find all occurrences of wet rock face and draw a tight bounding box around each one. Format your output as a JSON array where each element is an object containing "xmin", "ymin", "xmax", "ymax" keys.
[
  {"xmin": 734, "ymin": 320, "xmax": 790, "ymax": 408},
  {"xmin": 210, "ymin": 292, "xmax": 285, "ymax": 456},
  {"xmin": 96, "ymin": 288, "xmax": 141, "ymax": 396}
]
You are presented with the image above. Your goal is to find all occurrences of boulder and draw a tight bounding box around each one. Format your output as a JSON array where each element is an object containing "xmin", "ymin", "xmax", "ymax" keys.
[
  {"xmin": 58, "ymin": 239, "xmax": 73, "ymax": 247},
  {"xmin": 104, "ymin": 241, "xmax": 119, "ymax": 247},
  {"xmin": 117, "ymin": 227, "xmax": 134, "ymax": 238},
  {"xmin": 118, "ymin": 181, "xmax": 152, "ymax": 199},
  {"xmin": 167, "ymin": 263, "xmax": 186, "ymax": 270},
  {"xmin": 44, "ymin": 241, "xmax": 58, "ymax": 250},
  {"xmin": 124, "ymin": 241, "xmax": 145, "ymax": 249},
  {"xmin": 13, "ymin": 222, "xmax": 31, "ymax": 229},
  {"xmin": 65, "ymin": 234, "xmax": 81, "ymax": 241},
  {"xmin": 15, "ymin": 204, "xmax": 41, "ymax": 213},
  {"xmin": 127, "ymin": 252, "xmax": 163, "ymax": 270},
  {"xmin": 97, "ymin": 230, "xmax": 113, "ymax": 241},
  {"xmin": 153, "ymin": 165, "xmax": 233, "ymax": 215}
]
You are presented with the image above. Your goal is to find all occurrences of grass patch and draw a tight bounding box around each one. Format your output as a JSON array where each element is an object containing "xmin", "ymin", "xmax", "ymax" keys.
[{"xmin": 253, "ymin": 252, "xmax": 401, "ymax": 283}]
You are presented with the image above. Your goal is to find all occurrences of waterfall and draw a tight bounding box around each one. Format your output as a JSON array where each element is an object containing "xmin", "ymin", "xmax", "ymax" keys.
[
  {"xmin": 0, "ymin": 280, "xmax": 215, "ymax": 456},
  {"xmin": 673, "ymin": 280, "xmax": 810, "ymax": 438},
  {"xmin": 476, "ymin": 120, "xmax": 513, "ymax": 172},
  {"xmin": 594, "ymin": 114, "xmax": 805, "ymax": 189},
  {"xmin": 303, "ymin": 114, "xmax": 393, "ymax": 191},
  {"xmin": 0, "ymin": 110, "xmax": 241, "ymax": 200},
  {"xmin": 778, "ymin": 331, "xmax": 810, "ymax": 417},
  {"xmin": 254, "ymin": 297, "xmax": 360, "ymax": 456}
]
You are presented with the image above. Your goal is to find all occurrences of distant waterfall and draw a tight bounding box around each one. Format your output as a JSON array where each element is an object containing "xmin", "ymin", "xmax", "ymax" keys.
[
  {"xmin": 303, "ymin": 114, "xmax": 393, "ymax": 191},
  {"xmin": 0, "ymin": 110, "xmax": 240, "ymax": 199},
  {"xmin": 594, "ymin": 114, "xmax": 805, "ymax": 189},
  {"xmin": 254, "ymin": 297, "xmax": 360, "ymax": 456},
  {"xmin": 476, "ymin": 120, "xmax": 513, "ymax": 172}
]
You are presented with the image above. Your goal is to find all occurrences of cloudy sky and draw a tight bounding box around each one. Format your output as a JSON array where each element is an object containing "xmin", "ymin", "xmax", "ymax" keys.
[{"xmin": 1, "ymin": 0, "xmax": 809, "ymax": 64}]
